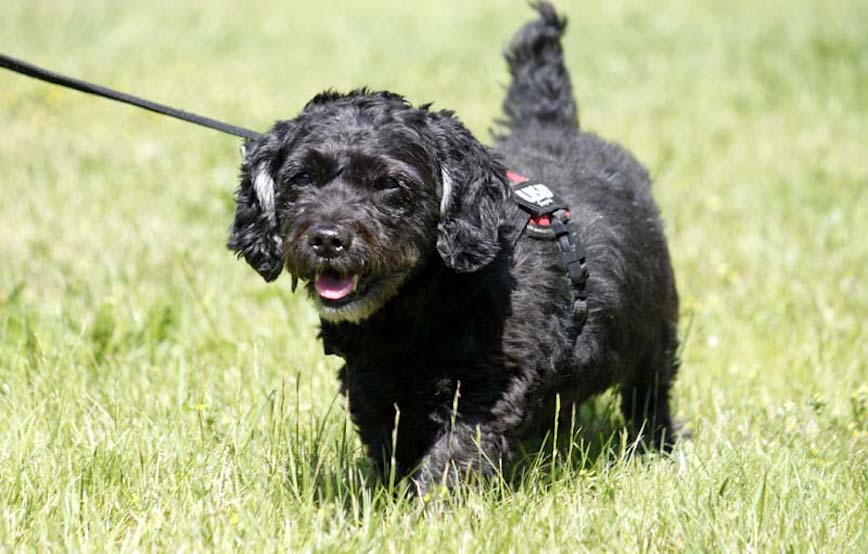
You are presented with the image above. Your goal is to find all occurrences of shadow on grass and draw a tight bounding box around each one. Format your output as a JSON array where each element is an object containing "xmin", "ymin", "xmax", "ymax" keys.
[
  {"xmin": 271, "ymin": 385, "xmax": 664, "ymax": 511},
  {"xmin": 507, "ymin": 393, "xmax": 632, "ymax": 487}
]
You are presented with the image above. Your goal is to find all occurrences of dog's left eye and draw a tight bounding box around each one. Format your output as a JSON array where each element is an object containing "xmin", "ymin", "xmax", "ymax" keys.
[{"xmin": 376, "ymin": 177, "xmax": 401, "ymax": 191}]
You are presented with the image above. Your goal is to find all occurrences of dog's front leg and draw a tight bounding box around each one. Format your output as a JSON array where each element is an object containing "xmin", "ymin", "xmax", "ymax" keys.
[{"xmin": 412, "ymin": 420, "xmax": 512, "ymax": 495}]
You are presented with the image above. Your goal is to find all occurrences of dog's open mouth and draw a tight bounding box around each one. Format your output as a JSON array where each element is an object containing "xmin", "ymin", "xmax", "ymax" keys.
[
  {"xmin": 314, "ymin": 271, "xmax": 360, "ymax": 303},
  {"xmin": 308, "ymin": 269, "xmax": 409, "ymax": 322}
]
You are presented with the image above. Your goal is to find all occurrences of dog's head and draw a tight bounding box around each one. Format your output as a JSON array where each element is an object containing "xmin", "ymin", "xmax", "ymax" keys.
[{"xmin": 228, "ymin": 90, "xmax": 508, "ymax": 322}]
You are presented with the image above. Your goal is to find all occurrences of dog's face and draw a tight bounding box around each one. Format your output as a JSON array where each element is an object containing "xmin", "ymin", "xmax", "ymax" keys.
[{"xmin": 228, "ymin": 91, "xmax": 509, "ymax": 323}]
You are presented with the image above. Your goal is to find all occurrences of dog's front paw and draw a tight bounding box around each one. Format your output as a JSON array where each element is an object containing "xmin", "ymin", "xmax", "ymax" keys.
[{"xmin": 409, "ymin": 469, "xmax": 456, "ymax": 501}]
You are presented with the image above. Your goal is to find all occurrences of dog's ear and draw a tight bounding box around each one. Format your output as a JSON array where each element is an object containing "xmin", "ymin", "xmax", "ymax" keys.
[
  {"xmin": 429, "ymin": 111, "xmax": 509, "ymax": 272},
  {"xmin": 227, "ymin": 129, "xmax": 289, "ymax": 282}
]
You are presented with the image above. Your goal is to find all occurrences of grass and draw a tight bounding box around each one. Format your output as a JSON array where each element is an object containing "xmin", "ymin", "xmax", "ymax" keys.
[{"xmin": 1, "ymin": 0, "xmax": 866, "ymax": 550}]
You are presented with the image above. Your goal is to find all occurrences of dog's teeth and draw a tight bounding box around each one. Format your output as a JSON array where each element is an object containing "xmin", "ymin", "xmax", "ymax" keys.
[
  {"xmin": 291, "ymin": 275, "xmax": 299, "ymax": 293},
  {"xmin": 352, "ymin": 275, "xmax": 360, "ymax": 291}
]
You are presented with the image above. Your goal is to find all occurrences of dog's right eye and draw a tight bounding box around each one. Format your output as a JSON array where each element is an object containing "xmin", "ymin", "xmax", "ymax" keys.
[{"xmin": 292, "ymin": 171, "xmax": 314, "ymax": 186}]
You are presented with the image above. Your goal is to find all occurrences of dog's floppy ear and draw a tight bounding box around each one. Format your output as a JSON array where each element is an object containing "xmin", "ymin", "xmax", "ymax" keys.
[
  {"xmin": 429, "ymin": 111, "xmax": 509, "ymax": 272},
  {"xmin": 227, "ymin": 128, "xmax": 290, "ymax": 282}
]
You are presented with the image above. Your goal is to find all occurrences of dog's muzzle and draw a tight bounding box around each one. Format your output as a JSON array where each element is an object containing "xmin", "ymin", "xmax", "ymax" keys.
[{"xmin": 304, "ymin": 224, "xmax": 361, "ymax": 301}]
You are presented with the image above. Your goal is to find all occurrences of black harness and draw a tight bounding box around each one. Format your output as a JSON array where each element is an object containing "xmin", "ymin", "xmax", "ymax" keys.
[{"xmin": 507, "ymin": 171, "xmax": 589, "ymax": 324}]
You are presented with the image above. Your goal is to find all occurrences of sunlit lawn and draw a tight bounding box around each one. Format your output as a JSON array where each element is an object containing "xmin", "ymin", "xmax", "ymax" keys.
[{"xmin": 1, "ymin": 0, "xmax": 866, "ymax": 550}]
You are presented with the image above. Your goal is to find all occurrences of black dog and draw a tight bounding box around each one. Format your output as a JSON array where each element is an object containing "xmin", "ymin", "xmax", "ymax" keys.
[{"xmin": 228, "ymin": 3, "xmax": 681, "ymax": 493}]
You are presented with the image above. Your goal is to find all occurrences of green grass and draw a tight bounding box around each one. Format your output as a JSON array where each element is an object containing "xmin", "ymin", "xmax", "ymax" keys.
[{"xmin": 1, "ymin": 0, "xmax": 867, "ymax": 550}]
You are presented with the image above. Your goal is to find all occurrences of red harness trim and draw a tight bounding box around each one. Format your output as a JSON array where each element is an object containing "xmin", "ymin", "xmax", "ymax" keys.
[{"xmin": 505, "ymin": 171, "xmax": 569, "ymax": 227}]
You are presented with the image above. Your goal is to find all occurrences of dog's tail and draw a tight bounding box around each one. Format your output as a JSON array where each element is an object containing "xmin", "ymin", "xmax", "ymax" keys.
[{"xmin": 499, "ymin": 2, "xmax": 578, "ymax": 136}]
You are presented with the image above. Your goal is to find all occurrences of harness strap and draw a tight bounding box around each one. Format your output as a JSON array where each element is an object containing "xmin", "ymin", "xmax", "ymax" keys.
[
  {"xmin": 550, "ymin": 209, "xmax": 589, "ymax": 324},
  {"xmin": 507, "ymin": 171, "xmax": 589, "ymax": 325}
]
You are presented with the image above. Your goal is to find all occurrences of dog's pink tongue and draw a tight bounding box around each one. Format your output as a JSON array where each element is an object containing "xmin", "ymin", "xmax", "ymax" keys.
[{"xmin": 315, "ymin": 273, "xmax": 355, "ymax": 300}]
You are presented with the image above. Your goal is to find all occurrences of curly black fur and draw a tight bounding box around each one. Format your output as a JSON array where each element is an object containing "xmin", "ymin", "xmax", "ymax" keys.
[{"xmin": 228, "ymin": 2, "xmax": 682, "ymax": 494}]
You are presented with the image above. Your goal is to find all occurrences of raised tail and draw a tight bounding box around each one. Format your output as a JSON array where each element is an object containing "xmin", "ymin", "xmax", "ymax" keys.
[{"xmin": 499, "ymin": 2, "xmax": 578, "ymax": 136}]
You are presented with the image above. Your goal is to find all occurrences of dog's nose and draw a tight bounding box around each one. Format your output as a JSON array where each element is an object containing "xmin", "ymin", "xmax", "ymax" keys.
[{"xmin": 307, "ymin": 225, "xmax": 352, "ymax": 258}]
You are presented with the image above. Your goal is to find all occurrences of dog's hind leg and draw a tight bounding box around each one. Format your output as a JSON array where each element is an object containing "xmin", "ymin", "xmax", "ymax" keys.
[
  {"xmin": 620, "ymin": 321, "xmax": 682, "ymax": 452},
  {"xmin": 620, "ymin": 380, "xmax": 678, "ymax": 452}
]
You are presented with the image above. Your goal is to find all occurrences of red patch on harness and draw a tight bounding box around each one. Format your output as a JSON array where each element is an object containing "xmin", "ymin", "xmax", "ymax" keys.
[
  {"xmin": 505, "ymin": 170, "xmax": 528, "ymax": 184},
  {"xmin": 533, "ymin": 214, "xmax": 552, "ymax": 227}
]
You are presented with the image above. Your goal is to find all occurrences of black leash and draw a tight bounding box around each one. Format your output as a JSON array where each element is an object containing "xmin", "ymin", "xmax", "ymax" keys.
[{"xmin": 0, "ymin": 53, "xmax": 262, "ymax": 141}]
